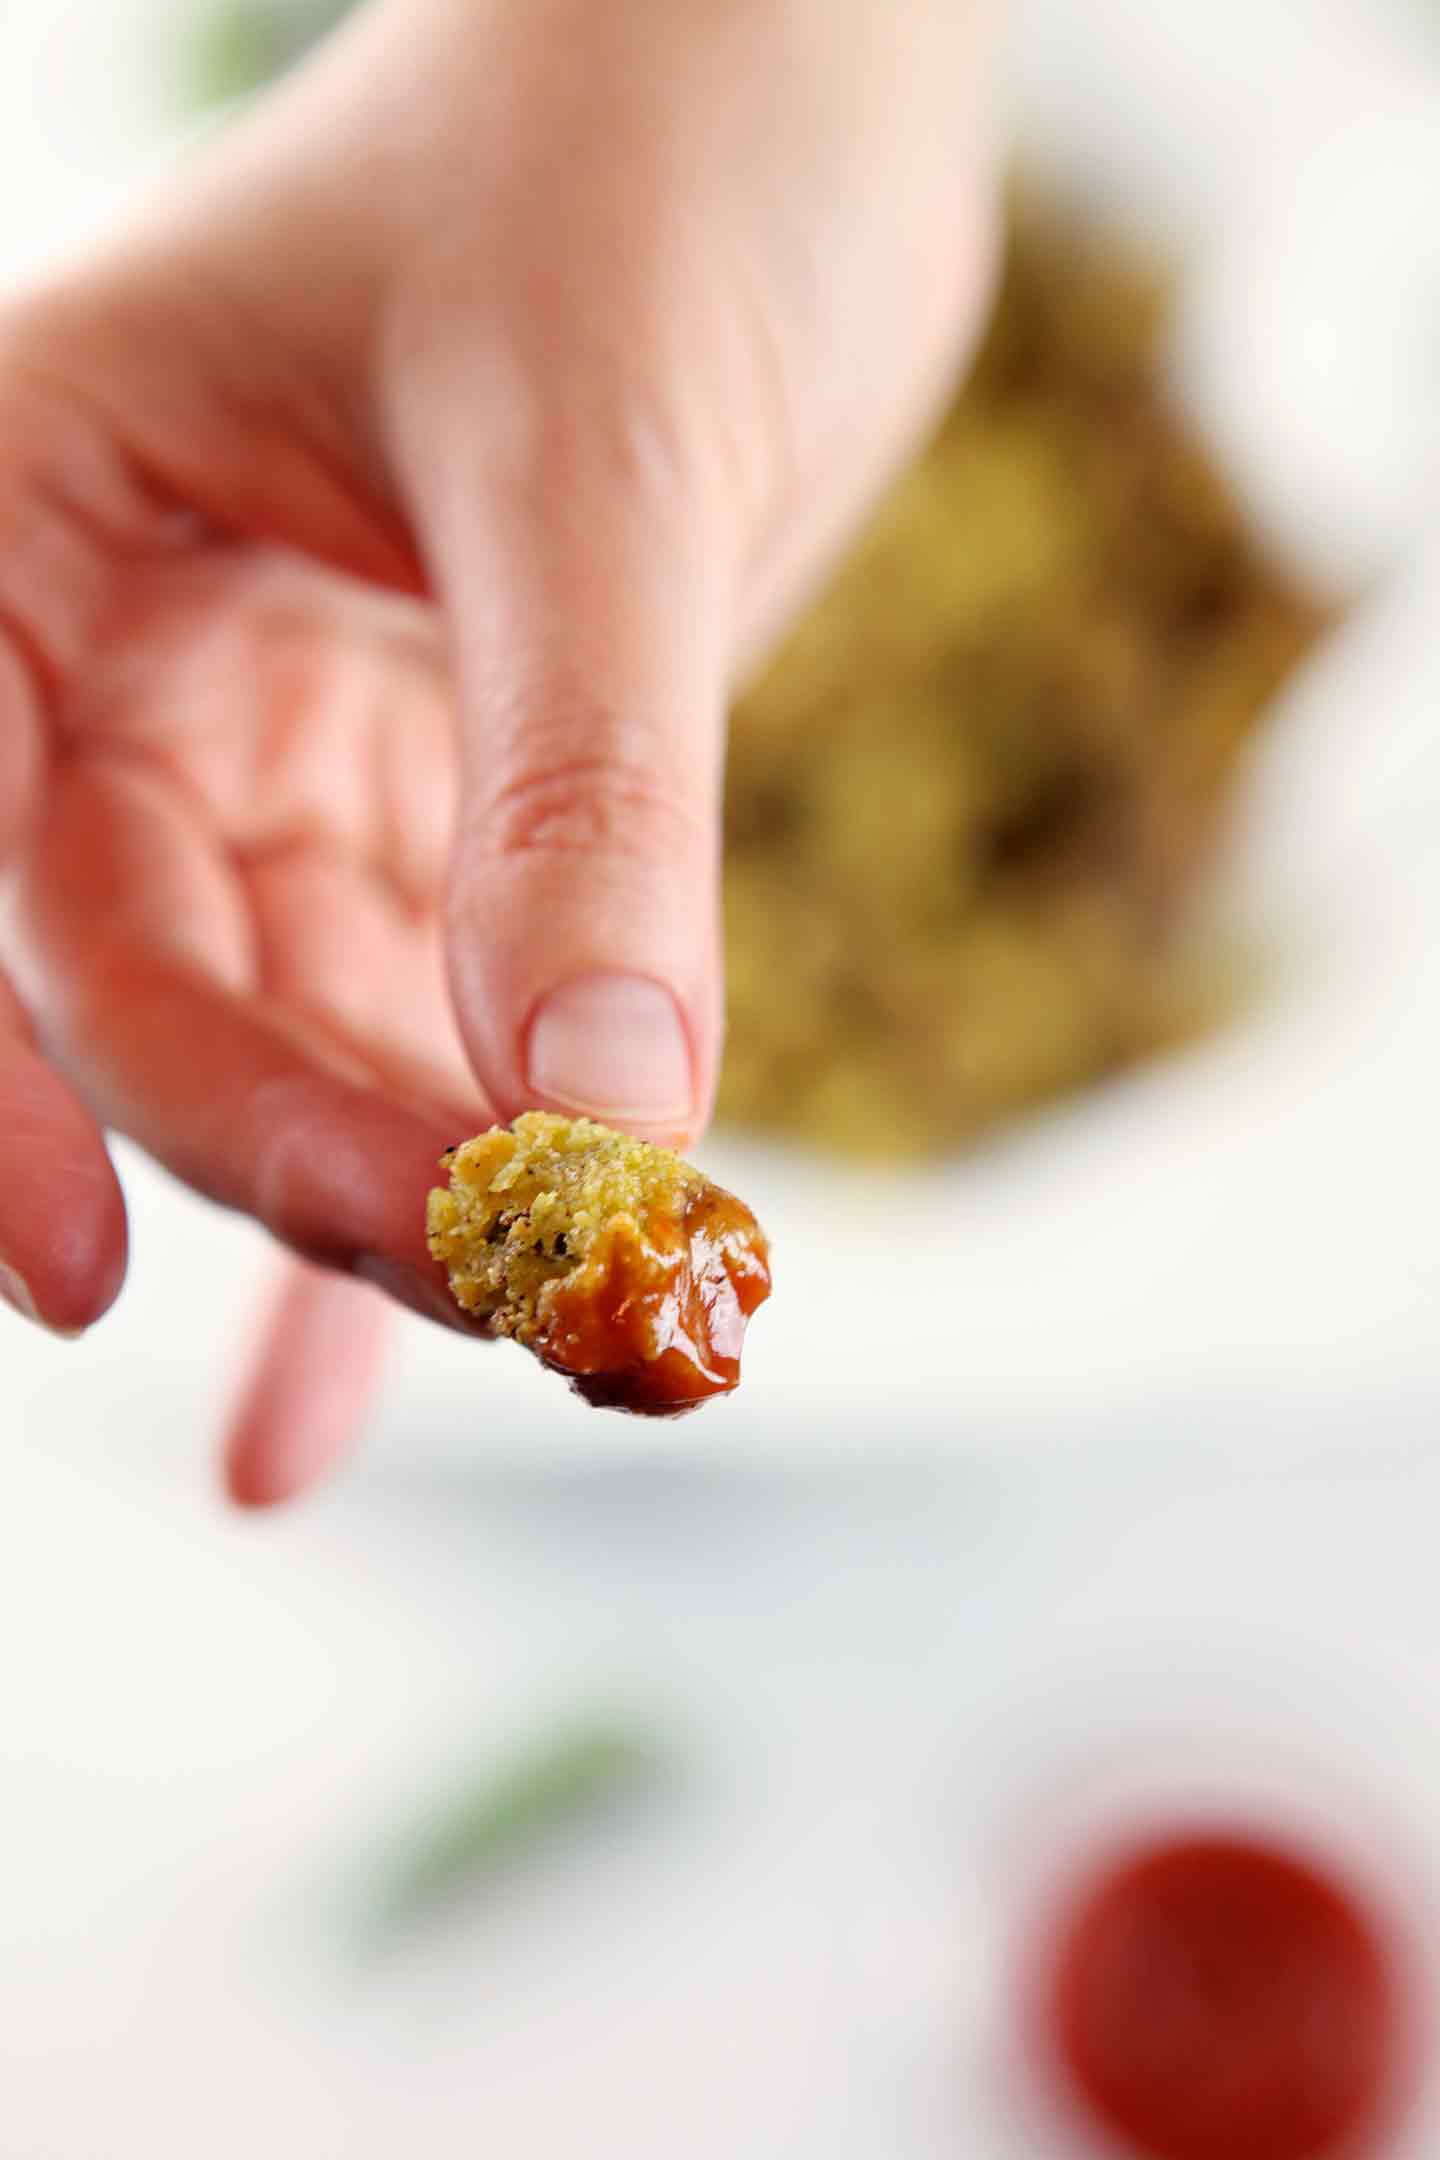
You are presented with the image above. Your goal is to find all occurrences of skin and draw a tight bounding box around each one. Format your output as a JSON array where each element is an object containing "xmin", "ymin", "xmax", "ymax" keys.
[{"xmin": 0, "ymin": 0, "xmax": 998, "ymax": 1503}]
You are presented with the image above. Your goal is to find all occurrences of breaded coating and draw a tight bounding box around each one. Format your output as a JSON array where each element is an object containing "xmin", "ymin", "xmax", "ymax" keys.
[{"xmin": 426, "ymin": 1113, "xmax": 771, "ymax": 1414}]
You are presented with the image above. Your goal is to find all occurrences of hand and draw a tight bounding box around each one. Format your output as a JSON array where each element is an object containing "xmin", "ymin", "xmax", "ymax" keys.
[{"xmin": 0, "ymin": 0, "xmax": 998, "ymax": 1500}]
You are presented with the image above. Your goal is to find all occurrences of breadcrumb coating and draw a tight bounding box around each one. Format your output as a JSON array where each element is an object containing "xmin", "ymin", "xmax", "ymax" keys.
[{"xmin": 426, "ymin": 1113, "xmax": 770, "ymax": 1414}]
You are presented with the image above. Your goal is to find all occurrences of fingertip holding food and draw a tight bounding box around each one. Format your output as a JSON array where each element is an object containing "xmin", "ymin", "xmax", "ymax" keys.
[
  {"xmin": 425, "ymin": 1113, "xmax": 770, "ymax": 1414},
  {"xmin": 524, "ymin": 972, "xmax": 697, "ymax": 1138}
]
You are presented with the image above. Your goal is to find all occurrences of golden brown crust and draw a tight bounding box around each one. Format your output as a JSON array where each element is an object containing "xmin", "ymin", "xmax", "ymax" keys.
[{"xmin": 426, "ymin": 1113, "xmax": 770, "ymax": 1414}]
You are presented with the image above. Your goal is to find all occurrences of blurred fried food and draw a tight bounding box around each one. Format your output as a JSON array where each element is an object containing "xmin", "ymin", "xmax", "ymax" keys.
[{"xmin": 719, "ymin": 203, "xmax": 1328, "ymax": 1159}]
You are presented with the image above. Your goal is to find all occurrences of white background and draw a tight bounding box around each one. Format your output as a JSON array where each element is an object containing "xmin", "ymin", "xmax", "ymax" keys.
[{"xmin": 2, "ymin": 2, "xmax": 1440, "ymax": 2154}]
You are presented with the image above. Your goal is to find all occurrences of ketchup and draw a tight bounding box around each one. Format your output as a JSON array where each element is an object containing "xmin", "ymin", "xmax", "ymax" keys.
[
  {"xmin": 1044, "ymin": 1829, "xmax": 1401, "ymax": 2160},
  {"xmin": 541, "ymin": 1184, "xmax": 771, "ymax": 1416}
]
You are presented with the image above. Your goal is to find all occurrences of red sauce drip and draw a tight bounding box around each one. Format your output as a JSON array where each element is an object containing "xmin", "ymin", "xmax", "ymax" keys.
[
  {"xmin": 1044, "ymin": 1830, "xmax": 1402, "ymax": 2160},
  {"xmin": 536, "ymin": 1184, "xmax": 771, "ymax": 1416}
]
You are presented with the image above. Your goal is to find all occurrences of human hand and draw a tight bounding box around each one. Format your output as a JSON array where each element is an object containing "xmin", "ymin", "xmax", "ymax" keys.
[{"xmin": 0, "ymin": 0, "xmax": 997, "ymax": 1499}]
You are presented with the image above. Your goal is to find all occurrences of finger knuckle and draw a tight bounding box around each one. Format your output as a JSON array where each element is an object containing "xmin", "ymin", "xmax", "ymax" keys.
[{"xmin": 473, "ymin": 737, "xmax": 705, "ymax": 869}]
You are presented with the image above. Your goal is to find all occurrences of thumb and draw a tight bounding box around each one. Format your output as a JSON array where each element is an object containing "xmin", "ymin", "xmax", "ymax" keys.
[{"xmin": 393, "ymin": 358, "xmax": 738, "ymax": 1148}]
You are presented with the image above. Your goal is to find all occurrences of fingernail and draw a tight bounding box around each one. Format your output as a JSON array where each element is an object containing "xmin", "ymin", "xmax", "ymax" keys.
[
  {"xmin": 525, "ymin": 972, "xmax": 695, "ymax": 1132},
  {"xmin": 0, "ymin": 1261, "xmax": 84, "ymax": 1340},
  {"xmin": 0, "ymin": 1262, "xmax": 39, "ymax": 1325}
]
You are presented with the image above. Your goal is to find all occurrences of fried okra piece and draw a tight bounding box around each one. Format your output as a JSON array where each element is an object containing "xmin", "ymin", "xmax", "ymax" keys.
[{"xmin": 425, "ymin": 1112, "xmax": 771, "ymax": 1415}]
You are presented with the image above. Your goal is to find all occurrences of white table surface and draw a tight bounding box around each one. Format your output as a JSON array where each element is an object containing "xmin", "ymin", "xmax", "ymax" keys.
[{"xmin": 3, "ymin": 3, "xmax": 1440, "ymax": 2154}]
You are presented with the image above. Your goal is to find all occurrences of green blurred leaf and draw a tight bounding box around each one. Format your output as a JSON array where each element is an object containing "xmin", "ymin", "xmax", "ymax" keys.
[
  {"xmin": 361, "ymin": 1715, "xmax": 670, "ymax": 1943},
  {"xmin": 187, "ymin": 0, "xmax": 355, "ymax": 111}
]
